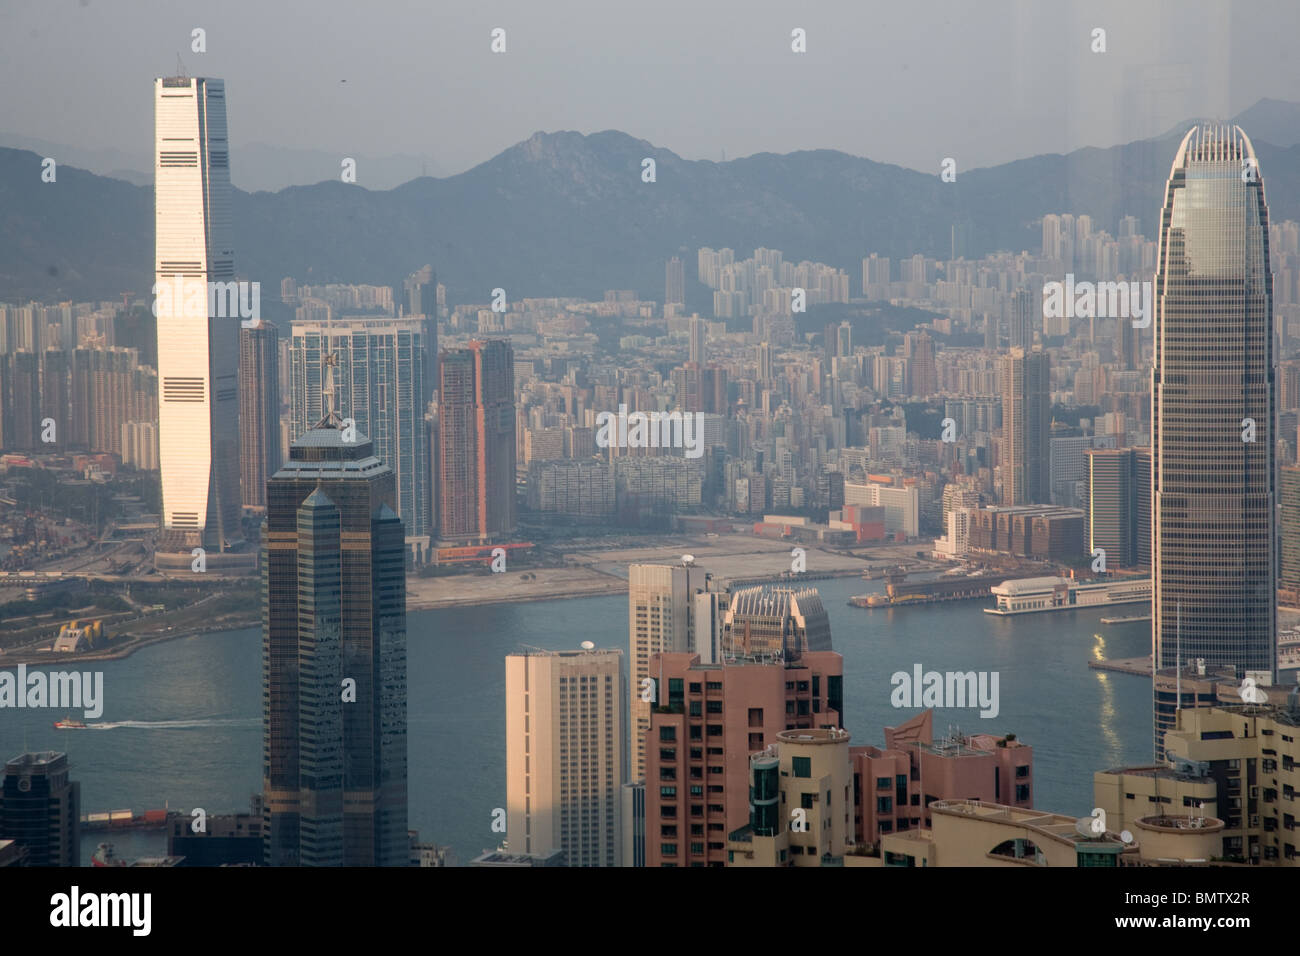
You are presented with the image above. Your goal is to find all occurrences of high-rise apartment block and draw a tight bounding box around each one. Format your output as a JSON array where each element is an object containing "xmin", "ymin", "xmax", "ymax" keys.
[
  {"xmin": 903, "ymin": 330, "xmax": 936, "ymax": 398},
  {"xmin": 644, "ymin": 649, "xmax": 845, "ymax": 867},
  {"xmin": 665, "ymin": 257, "xmax": 685, "ymax": 309},
  {"xmin": 1000, "ymin": 347, "xmax": 1050, "ymax": 505},
  {"xmin": 1009, "ymin": 288, "xmax": 1033, "ymax": 350},
  {"xmin": 688, "ymin": 315, "xmax": 707, "ymax": 366},
  {"xmin": 437, "ymin": 339, "xmax": 516, "ymax": 543},
  {"xmin": 505, "ymin": 648, "xmax": 625, "ymax": 866},
  {"xmin": 850, "ymin": 710, "xmax": 1032, "ymax": 847},
  {"xmin": 1281, "ymin": 465, "xmax": 1300, "ymax": 601},
  {"xmin": 1159, "ymin": 702, "xmax": 1300, "ymax": 865},
  {"xmin": 726, "ymin": 728, "xmax": 855, "ymax": 867},
  {"xmin": 290, "ymin": 317, "xmax": 431, "ymax": 545},
  {"xmin": 628, "ymin": 561, "xmax": 715, "ymax": 782},
  {"xmin": 239, "ymin": 320, "xmax": 281, "ymax": 511}
]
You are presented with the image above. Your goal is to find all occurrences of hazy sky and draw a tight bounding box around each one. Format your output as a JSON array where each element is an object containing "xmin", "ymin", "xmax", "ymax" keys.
[{"xmin": 2, "ymin": 0, "xmax": 1298, "ymax": 175}]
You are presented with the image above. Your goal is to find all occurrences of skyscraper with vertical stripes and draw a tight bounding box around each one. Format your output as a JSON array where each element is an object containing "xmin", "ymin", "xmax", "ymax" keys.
[
  {"xmin": 239, "ymin": 321, "xmax": 281, "ymax": 511},
  {"xmin": 154, "ymin": 75, "xmax": 242, "ymax": 553},
  {"xmin": 1000, "ymin": 347, "xmax": 1050, "ymax": 505},
  {"xmin": 437, "ymin": 339, "xmax": 516, "ymax": 542},
  {"xmin": 1152, "ymin": 126, "xmax": 1276, "ymax": 756},
  {"xmin": 289, "ymin": 317, "xmax": 430, "ymax": 546}
]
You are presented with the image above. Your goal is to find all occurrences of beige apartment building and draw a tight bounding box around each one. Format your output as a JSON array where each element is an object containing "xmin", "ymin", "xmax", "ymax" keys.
[
  {"xmin": 879, "ymin": 800, "xmax": 1128, "ymax": 867},
  {"xmin": 505, "ymin": 648, "xmax": 625, "ymax": 867},
  {"xmin": 1094, "ymin": 765, "xmax": 1218, "ymax": 848},
  {"xmin": 1159, "ymin": 702, "xmax": 1300, "ymax": 865},
  {"xmin": 727, "ymin": 728, "xmax": 855, "ymax": 867}
]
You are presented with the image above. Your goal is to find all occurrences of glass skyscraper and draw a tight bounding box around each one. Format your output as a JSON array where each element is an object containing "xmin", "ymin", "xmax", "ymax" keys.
[
  {"xmin": 1152, "ymin": 125, "xmax": 1276, "ymax": 754},
  {"xmin": 262, "ymin": 422, "xmax": 408, "ymax": 866},
  {"xmin": 289, "ymin": 317, "xmax": 430, "ymax": 545}
]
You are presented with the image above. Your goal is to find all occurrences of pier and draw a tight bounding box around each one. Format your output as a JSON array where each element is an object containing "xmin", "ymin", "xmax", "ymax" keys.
[{"xmin": 1087, "ymin": 656, "xmax": 1152, "ymax": 677}]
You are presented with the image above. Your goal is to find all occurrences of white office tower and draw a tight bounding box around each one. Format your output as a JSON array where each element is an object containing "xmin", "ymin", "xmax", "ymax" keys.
[{"xmin": 154, "ymin": 75, "xmax": 243, "ymax": 558}]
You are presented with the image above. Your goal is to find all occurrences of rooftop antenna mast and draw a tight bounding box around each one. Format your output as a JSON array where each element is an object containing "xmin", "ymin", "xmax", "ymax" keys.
[
  {"xmin": 314, "ymin": 311, "xmax": 343, "ymax": 428},
  {"xmin": 175, "ymin": 53, "xmax": 188, "ymax": 79}
]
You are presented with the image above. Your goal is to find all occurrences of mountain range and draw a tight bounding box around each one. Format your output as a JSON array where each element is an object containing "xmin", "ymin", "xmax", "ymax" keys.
[{"xmin": 4, "ymin": 98, "xmax": 1300, "ymax": 306}]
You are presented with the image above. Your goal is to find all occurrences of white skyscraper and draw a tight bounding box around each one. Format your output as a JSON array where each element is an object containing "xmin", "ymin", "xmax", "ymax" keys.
[{"xmin": 154, "ymin": 75, "xmax": 242, "ymax": 554}]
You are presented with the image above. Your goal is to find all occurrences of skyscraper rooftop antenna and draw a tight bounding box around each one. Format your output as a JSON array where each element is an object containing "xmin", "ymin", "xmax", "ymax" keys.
[
  {"xmin": 314, "ymin": 311, "xmax": 343, "ymax": 429},
  {"xmin": 175, "ymin": 53, "xmax": 187, "ymax": 79}
]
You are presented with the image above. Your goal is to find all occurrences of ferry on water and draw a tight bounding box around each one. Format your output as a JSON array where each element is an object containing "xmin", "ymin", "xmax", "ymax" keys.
[
  {"xmin": 53, "ymin": 717, "xmax": 87, "ymax": 730},
  {"xmin": 984, "ymin": 576, "xmax": 1151, "ymax": 616}
]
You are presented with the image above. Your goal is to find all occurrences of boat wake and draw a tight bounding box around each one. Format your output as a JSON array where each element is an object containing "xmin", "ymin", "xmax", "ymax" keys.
[{"xmin": 85, "ymin": 718, "xmax": 259, "ymax": 731}]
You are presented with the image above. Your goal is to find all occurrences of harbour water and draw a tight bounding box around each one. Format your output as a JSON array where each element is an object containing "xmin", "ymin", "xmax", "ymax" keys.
[{"xmin": 0, "ymin": 575, "xmax": 1154, "ymax": 865}]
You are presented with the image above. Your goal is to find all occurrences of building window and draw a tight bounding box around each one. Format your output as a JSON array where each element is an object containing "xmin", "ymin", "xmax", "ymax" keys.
[
  {"xmin": 661, "ymin": 843, "xmax": 677, "ymax": 856},
  {"xmin": 877, "ymin": 776, "xmax": 891, "ymax": 790},
  {"xmin": 660, "ymin": 786, "xmax": 676, "ymax": 797},
  {"xmin": 660, "ymin": 727, "xmax": 676, "ymax": 742},
  {"xmin": 877, "ymin": 796, "xmax": 892, "ymax": 813},
  {"xmin": 792, "ymin": 756, "xmax": 811, "ymax": 778}
]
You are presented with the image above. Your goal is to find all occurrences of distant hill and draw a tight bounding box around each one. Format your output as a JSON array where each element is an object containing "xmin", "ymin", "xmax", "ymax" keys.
[{"xmin": 4, "ymin": 100, "xmax": 1300, "ymax": 305}]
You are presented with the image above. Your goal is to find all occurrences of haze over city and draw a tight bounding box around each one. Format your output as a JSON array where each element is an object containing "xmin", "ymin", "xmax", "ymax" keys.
[{"xmin": 0, "ymin": 0, "xmax": 1294, "ymax": 938}]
